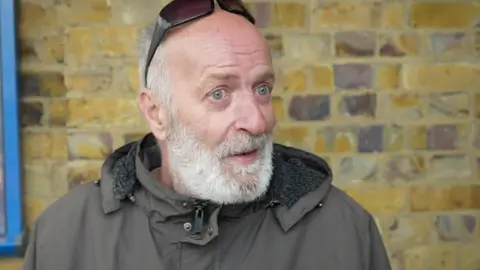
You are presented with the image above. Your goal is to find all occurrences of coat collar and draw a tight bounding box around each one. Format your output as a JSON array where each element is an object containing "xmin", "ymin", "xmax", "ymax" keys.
[{"xmin": 98, "ymin": 133, "xmax": 333, "ymax": 231}]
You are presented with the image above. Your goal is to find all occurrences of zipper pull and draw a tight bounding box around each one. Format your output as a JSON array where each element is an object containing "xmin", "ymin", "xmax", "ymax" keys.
[
  {"xmin": 191, "ymin": 202, "xmax": 206, "ymax": 239},
  {"xmin": 266, "ymin": 199, "xmax": 280, "ymax": 209}
]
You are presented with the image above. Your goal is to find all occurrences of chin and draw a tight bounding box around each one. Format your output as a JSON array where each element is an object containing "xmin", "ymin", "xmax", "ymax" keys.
[
  {"xmin": 173, "ymin": 139, "xmax": 275, "ymax": 204},
  {"xmin": 212, "ymin": 168, "xmax": 273, "ymax": 204}
]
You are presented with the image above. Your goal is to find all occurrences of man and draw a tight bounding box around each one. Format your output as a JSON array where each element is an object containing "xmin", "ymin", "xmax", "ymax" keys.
[{"xmin": 23, "ymin": 0, "xmax": 391, "ymax": 269}]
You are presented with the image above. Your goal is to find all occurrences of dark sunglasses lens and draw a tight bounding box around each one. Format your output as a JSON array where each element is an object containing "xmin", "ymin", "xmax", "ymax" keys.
[
  {"xmin": 218, "ymin": 0, "xmax": 243, "ymax": 11},
  {"xmin": 217, "ymin": 0, "xmax": 254, "ymax": 23},
  {"xmin": 161, "ymin": 0, "xmax": 213, "ymax": 24}
]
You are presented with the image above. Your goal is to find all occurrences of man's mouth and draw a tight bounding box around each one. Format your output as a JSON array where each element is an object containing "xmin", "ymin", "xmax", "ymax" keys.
[
  {"xmin": 227, "ymin": 149, "xmax": 259, "ymax": 165},
  {"xmin": 234, "ymin": 150, "xmax": 257, "ymax": 156}
]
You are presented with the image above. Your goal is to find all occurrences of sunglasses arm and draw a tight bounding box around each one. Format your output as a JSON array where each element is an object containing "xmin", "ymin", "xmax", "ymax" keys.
[{"xmin": 144, "ymin": 18, "xmax": 170, "ymax": 88}]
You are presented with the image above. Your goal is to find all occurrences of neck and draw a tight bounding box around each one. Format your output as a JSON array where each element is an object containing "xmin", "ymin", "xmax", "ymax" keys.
[
  {"xmin": 151, "ymin": 141, "xmax": 175, "ymax": 189},
  {"xmin": 151, "ymin": 167, "xmax": 173, "ymax": 189}
]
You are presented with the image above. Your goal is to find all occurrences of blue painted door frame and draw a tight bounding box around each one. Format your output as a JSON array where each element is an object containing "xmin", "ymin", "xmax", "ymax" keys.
[{"xmin": 0, "ymin": 0, "xmax": 24, "ymax": 257}]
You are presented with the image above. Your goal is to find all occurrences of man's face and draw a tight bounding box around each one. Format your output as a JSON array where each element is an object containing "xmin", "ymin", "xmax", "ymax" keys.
[{"xmin": 161, "ymin": 12, "xmax": 276, "ymax": 204}]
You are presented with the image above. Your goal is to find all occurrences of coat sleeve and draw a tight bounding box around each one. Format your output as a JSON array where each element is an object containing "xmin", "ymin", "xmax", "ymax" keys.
[
  {"xmin": 364, "ymin": 214, "xmax": 392, "ymax": 270},
  {"xmin": 22, "ymin": 220, "xmax": 40, "ymax": 270}
]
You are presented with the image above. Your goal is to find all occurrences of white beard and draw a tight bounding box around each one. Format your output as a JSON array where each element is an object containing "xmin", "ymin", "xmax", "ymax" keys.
[{"xmin": 164, "ymin": 119, "xmax": 274, "ymax": 204}]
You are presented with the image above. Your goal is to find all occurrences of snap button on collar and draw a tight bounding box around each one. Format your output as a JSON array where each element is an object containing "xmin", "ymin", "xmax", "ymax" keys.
[{"xmin": 183, "ymin": 222, "xmax": 192, "ymax": 231}]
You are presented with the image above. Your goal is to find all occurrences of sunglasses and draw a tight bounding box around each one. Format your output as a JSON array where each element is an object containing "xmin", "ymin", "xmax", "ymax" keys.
[{"xmin": 143, "ymin": 0, "xmax": 256, "ymax": 88}]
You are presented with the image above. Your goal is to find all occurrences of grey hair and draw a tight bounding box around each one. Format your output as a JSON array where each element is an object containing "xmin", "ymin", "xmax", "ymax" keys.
[{"xmin": 138, "ymin": 21, "xmax": 172, "ymax": 108}]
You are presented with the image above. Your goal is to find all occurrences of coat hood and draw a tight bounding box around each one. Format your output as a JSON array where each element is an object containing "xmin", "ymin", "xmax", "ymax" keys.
[{"xmin": 98, "ymin": 133, "xmax": 333, "ymax": 231}]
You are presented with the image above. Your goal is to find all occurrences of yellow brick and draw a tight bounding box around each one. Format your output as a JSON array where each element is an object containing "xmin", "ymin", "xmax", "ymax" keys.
[
  {"xmin": 477, "ymin": 93, "xmax": 480, "ymax": 118},
  {"xmin": 24, "ymin": 197, "xmax": 47, "ymax": 228},
  {"xmin": 65, "ymin": 73, "xmax": 112, "ymax": 96},
  {"xmin": 19, "ymin": 3, "xmax": 58, "ymax": 38},
  {"xmin": 459, "ymin": 243, "xmax": 480, "ymax": 270},
  {"xmin": 43, "ymin": 36, "xmax": 65, "ymax": 63},
  {"xmin": 271, "ymin": 3, "xmax": 305, "ymax": 28},
  {"xmin": 68, "ymin": 161, "xmax": 102, "ymax": 189},
  {"xmin": 379, "ymin": 33, "xmax": 421, "ymax": 57},
  {"xmin": 22, "ymin": 36, "xmax": 64, "ymax": 63},
  {"xmin": 65, "ymin": 27, "xmax": 95, "ymax": 64},
  {"xmin": 404, "ymin": 65, "xmax": 480, "ymax": 91},
  {"xmin": 68, "ymin": 133, "xmax": 112, "ymax": 159},
  {"xmin": 274, "ymin": 126, "xmax": 310, "ymax": 149},
  {"xmin": 96, "ymin": 27, "xmax": 138, "ymax": 57},
  {"xmin": 124, "ymin": 65, "xmax": 140, "ymax": 92},
  {"xmin": 377, "ymin": 216, "xmax": 433, "ymax": 248},
  {"xmin": 66, "ymin": 27, "xmax": 137, "ymax": 64},
  {"xmin": 344, "ymin": 187, "xmax": 407, "ymax": 213},
  {"xmin": 282, "ymin": 68, "xmax": 307, "ymax": 93},
  {"xmin": 124, "ymin": 133, "xmax": 146, "ymax": 144},
  {"xmin": 282, "ymin": 34, "xmax": 331, "ymax": 61},
  {"xmin": 314, "ymin": 130, "xmax": 328, "ymax": 153},
  {"xmin": 49, "ymin": 99, "xmax": 68, "ymax": 126},
  {"xmin": 23, "ymin": 161, "xmax": 69, "ymax": 198},
  {"xmin": 311, "ymin": 3, "xmax": 376, "ymax": 29},
  {"xmin": 0, "ymin": 259, "xmax": 23, "ymax": 270},
  {"xmin": 272, "ymin": 97, "xmax": 285, "ymax": 122},
  {"xmin": 397, "ymin": 34, "xmax": 421, "ymax": 55},
  {"xmin": 411, "ymin": 2, "xmax": 480, "ymax": 29},
  {"xmin": 67, "ymin": 98, "xmax": 142, "ymax": 127},
  {"xmin": 475, "ymin": 32, "xmax": 480, "ymax": 54},
  {"xmin": 404, "ymin": 244, "xmax": 457, "ymax": 270},
  {"xmin": 112, "ymin": 0, "xmax": 162, "ymax": 25},
  {"xmin": 22, "ymin": 71, "xmax": 67, "ymax": 97},
  {"xmin": 376, "ymin": 64, "xmax": 400, "ymax": 89},
  {"xmin": 409, "ymin": 125, "xmax": 427, "ymax": 150},
  {"xmin": 58, "ymin": 6, "xmax": 111, "ymax": 24},
  {"xmin": 410, "ymin": 186, "xmax": 480, "ymax": 212},
  {"xmin": 391, "ymin": 93, "xmax": 420, "ymax": 108},
  {"xmin": 333, "ymin": 133, "xmax": 354, "ymax": 153},
  {"xmin": 67, "ymin": 0, "xmax": 110, "ymax": 9},
  {"xmin": 21, "ymin": 101, "xmax": 45, "ymax": 126},
  {"xmin": 311, "ymin": 66, "xmax": 334, "ymax": 91},
  {"xmin": 22, "ymin": 131, "xmax": 68, "ymax": 161},
  {"xmin": 265, "ymin": 34, "xmax": 284, "ymax": 60},
  {"xmin": 384, "ymin": 125, "xmax": 405, "ymax": 152},
  {"xmin": 380, "ymin": 3, "xmax": 405, "ymax": 29}
]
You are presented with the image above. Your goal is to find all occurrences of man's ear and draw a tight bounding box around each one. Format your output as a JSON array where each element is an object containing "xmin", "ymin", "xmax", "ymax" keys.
[{"xmin": 139, "ymin": 90, "xmax": 168, "ymax": 140}]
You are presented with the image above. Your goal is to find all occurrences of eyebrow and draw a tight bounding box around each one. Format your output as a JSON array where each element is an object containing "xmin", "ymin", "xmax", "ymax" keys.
[
  {"xmin": 197, "ymin": 68, "xmax": 276, "ymax": 92},
  {"xmin": 197, "ymin": 72, "xmax": 239, "ymax": 91},
  {"xmin": 202, "ymin": 73, "xmax": 239, "ymax": 82},
  {"xmin": 257, "ymin": 70, "xmax": 275, "ymax": 82}
]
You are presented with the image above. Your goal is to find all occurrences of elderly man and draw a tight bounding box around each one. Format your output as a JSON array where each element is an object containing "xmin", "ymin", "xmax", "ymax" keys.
[{"xmin": 23, "ymin": 1, "xmax": 391, "ymax": 269}]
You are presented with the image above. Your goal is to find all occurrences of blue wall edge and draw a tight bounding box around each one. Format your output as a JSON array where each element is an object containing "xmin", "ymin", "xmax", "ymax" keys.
[{"xmin": 0, "ymin": 0, "xmax": 25, "ymax": 257}]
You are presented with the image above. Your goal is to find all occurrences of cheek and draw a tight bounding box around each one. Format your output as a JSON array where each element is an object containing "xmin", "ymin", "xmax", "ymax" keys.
[
  {"xmin": 202, "ymin": 119, "xmax": 230, "ymax": 147},
  {"xmin": 179, "ymin": 108, "xmax": 227, "ymax": 147},
  {"xmin": 262, "ymin": 103, "xmax": 277, "ymax": 132}
]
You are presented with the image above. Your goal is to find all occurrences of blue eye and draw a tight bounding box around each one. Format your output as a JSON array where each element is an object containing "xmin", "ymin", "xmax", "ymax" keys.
[
  {"xmin": 211, "ymin": 89, "xmax": 226, "ymax": 100},
  {"xmin": 256, "ymin": 85, "xmax": 271, "ymax": 96}
]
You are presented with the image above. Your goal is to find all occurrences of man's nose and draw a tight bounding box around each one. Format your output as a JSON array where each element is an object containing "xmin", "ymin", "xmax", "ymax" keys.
[{"xmin": 233, "ymin": 100, "xmax": 268, "ymax": 136}]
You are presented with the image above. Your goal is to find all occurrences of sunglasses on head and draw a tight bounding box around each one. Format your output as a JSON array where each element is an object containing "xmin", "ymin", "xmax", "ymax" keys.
[{"xmin": 143, "ymin": 0, "xmax": 256, "ymax": 88}]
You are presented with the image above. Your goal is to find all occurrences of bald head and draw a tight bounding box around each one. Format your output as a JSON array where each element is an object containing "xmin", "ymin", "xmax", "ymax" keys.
[
  {"xmin": 164, "ymin": 9, "xmax": 266, "ymax": 47},
  {"xmin": 163, "ymin": 10, "xmax": 271, "ymax": 81}
]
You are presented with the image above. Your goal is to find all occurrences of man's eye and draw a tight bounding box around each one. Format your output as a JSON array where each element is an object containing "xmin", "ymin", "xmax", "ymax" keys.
[
  {"xmin": 211, "ymin": 89, "xmax": 226, "ymax": 100},
  {"xmin": 256, "ymin": 84, "xmax": 271, "ymax": 96}
]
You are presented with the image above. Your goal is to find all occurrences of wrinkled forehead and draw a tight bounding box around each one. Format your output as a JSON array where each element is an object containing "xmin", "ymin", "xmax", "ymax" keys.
[{"xmin": 163, "ymin": 15, "xmax": 272, "ymax": 79}]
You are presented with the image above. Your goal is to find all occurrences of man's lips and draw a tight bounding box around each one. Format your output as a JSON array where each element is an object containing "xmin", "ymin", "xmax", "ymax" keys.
[{"xmin": 226, "ymin": 149, "xmax": 259, "ymax": 165}]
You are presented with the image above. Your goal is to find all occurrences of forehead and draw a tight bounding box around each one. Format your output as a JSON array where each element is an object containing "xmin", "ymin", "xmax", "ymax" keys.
[{"xmin": 165, "ymin": 20, "xmax": 272, "ymax": 78}]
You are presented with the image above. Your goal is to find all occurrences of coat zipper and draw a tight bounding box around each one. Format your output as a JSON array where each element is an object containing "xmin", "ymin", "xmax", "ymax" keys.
[{"xmin": 191, "ymin": 201, "xmax": 208, "ymax": 240}]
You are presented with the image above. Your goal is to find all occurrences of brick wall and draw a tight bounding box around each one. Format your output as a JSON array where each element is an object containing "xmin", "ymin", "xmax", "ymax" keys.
[{"xmin": 1, "ymin": 0, "xmax": 479, "ymax": 269}]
